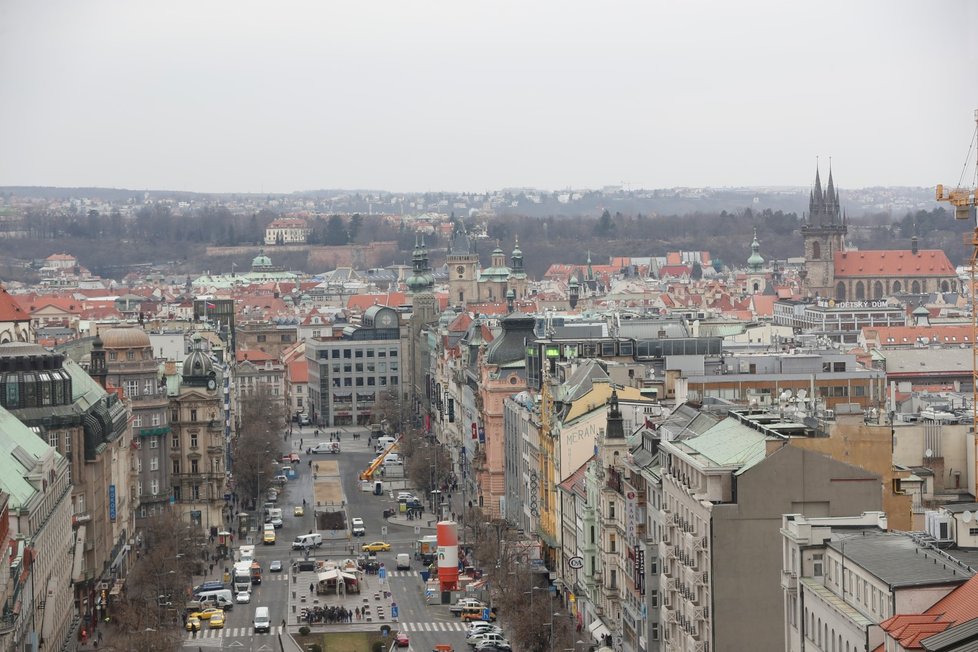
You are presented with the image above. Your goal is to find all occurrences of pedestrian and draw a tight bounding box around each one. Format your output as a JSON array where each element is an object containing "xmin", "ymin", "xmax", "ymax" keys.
[
  {"xmin": 309, "ymin": 582, "xmax": 314, "ymax": 594},
  {"xmin": 300, "ymin": 438, "xmax": 303, "ymax": 448},
  {"xmin": 98, "ymin": 630, "xmax": 103, "ymax": 644}
]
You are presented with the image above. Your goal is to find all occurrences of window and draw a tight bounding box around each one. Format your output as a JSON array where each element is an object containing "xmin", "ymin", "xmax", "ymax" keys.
[
  {"xmin": 171, "ymin": 436, "xmax": 180, "ymax": 449},
  {"xmin": 651, "ymin": 623, "xmax": 660, "ymax": 641},
  {"xmin": 331, "ymin": 349, "xmax": 339, "ymax": 359},
  {"xmin": 171, "ymin": 409, "xmax": 179, "ymax": 422},
  {"xmin": 389, "ymin": 349, "xmax": 398, "ymax": 358},
  {"xmin": 76, "ymin": 494, "xmax": 85, "ymax": 514},
  {"xmin": 343, "ymin": 349, "xmax": 352, "ymax": 359},
  {"xmin": 332, "ymin": 363, "xmax": 341, "ymax": 373},
  {"xmin": 127, "ymin": 350, "xmax": 135, "ymax": 361},
  {"xmin": 191, "ymin": 459, "xmax": 199, "ymax": 474},
  {"xmin": 172, "ymin": 460, "xmax": 181, "ymax": 475},
  {"xmin": 134, "ymin": 414, "xmax": 143, "ymax": 428},
  {"xmin": 355, "ymin": 363, "xmax": 363, "ymax": 372},
  {"xmin": 150, "ymin": 456, "xmax": 159, "ymax": 471},
  {"xmin": 171, "ymin": 485, "xmax": 180, "ymax": 501},
  {"xmin": 366, "ymin": 349, "xmax": 374, "ymax": 358},
  {"xmin": 190, "ymin": 433, "xmax": 198, "ymax": 448},
  {"xmin": 651, "ymin": 590, "xmax": 659, "ymax": 608},
  {"xmin": 109, "ymin": 351, "xmax": 117, "ymax": 361},
  {"xmin": 192, "ymin": 485, "xmax": 201, "ymax": 500},
  {"xmin": 356, "ymin": 378, "xmax": 364, "ymax": 386},
  {"xmin": 150, "ymin": 479, "xmax": 160, "ymax": 495},
  {"xmin": 149, "ymin": 436, "xmax": 158, "ymax": 449},
  {"xmin": 344, "ymin": 364, "xmax": 352, "ymax": 373},
  {"xmin": 48, "ymin": 431, "xmax": 59, "ymax": 449},
  {"xmin": 190, "ymin": 409, "xmax": 198, "ymax": 422},
  {"xmin": 344, "ymin": 378, "xmax": 352, "ymax": 387},
  {"xmin": 125, "ymin": 380, "xmax": 138, "ymax": 397},
  {"xmin": 813, "ymin": 553, "xmax": 823, "ymax": 577},
  {"xmin": 137, "ymin": 483, "xmax": 143, "ymax": 498},
  {"xmin": 144, "ymin": 379, "xmax": 155, "ymax": 395},
  {"xmin": 151, "ymin": 412, "xmax": 161, "ymax": 426},
  {"xmin": 610, "ymin": 569, "xmax": 617, "ymax": 589}
]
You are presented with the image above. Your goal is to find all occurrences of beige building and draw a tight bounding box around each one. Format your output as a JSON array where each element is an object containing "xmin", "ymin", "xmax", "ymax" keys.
[
  {"xmin": 165, "ymin": 337, "xmax": 227, "ymax": 532},
  {"xmin": 100, "ymin": 327, "xmax": 171, "ymax": 523},
  {"xmin": 264, "ymin": 217, "xmax": 310, "ymax": 245}
]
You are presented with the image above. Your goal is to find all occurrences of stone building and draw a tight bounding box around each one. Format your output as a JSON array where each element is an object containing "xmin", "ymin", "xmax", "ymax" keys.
[
  {"xmin": 100, "ymin": 327, "xmax": 171, "ymax": 523},
  {"xmin": 0, "ymin": 285, "xmax": 32, "ymax": 344},
  {"xmin": 801, "ymin": 168, "xmax": 959, "ymax": 300},
  {"xmin": 0, "ymin": 405, "xmax": 75, "ymax": 652},
  {"xmin": 165, "ymin": 335, "xmax": 227, "ymax": 532},
  {"xmin": 1, "ymin": 341, "xmax": 134, "ymax": 635},
  {"xmin": 446, "ymin": 221, "xmax": 528, "ymax": 307}
]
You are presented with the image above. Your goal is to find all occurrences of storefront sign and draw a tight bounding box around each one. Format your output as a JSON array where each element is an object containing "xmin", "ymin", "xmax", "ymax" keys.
[
  {"xmin": 635, "ymin": 546, "xmax": 645, "ymax": 595},
  {"xmin": 108, "ymin": 484, "xmax": 116, "ymax": 522}
]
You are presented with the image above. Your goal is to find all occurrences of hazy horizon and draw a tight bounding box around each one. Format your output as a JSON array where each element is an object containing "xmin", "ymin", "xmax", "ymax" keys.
[{"xmin": 2, "ymin": 1, "xmax": 976, "ymax": 194}]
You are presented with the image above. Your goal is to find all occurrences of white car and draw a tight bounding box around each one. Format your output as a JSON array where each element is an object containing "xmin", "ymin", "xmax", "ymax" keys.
[
  {"xmin": 273, "ymin": 474, "xmax": 288, "ymax": 484},
  {"xmin": 468, "ymin": 633, "xmax": 509, "ymax": 648},
  {"xmin": 270, "ymin": 517, "xmax": 284, "ymax": 529},
  {"xmin": 235, "ymin": 591, "xmax": 251, "ymax": 604},
  {"xmin": 467, "ymin": 625, "xmax": 503, "ymax": 640},
  {"xmin": 351, "ymin": 517, "xmax": 365, "ymax": 536}
]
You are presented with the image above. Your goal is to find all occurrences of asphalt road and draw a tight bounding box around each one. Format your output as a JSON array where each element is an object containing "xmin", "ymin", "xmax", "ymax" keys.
[{"xmin": 180, "ymin": 425, "xmax": 477, "ymax": 651}]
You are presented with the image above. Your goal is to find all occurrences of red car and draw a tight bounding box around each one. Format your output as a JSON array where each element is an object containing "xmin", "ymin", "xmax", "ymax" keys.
[
  {"xmin": 394, "ymin": 632, "xmax": 409, "ymax": 647},
  {"xmin": 281, "ymin": 452, "xmax": 300, "ymax": 464}
]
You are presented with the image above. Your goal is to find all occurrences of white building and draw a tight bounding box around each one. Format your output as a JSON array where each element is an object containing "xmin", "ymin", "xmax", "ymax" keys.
[{"xmin": 264, "ymin": 217, "xmax": 310, "ymax": 245}]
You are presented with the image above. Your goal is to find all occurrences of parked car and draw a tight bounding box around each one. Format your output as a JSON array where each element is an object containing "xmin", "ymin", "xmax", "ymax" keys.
[
  {"xmin": 273, "ymin": 474, "xmax": 288, "ymax": 484},
  {"xmin": 466, "ymin": 625, "xmax": 502, "ymax": 640},
  {"xmin": 361, "ymin": 541, "xmax": 391, "ymax": 552},
  {"xmin": 281, "ymin": 452, "xmax": 300, "ymax": 464},
  {"xmin": 451, "ymin": 599, "xmax": 485, "ymax": 615},
  {"xmin": 269, "ymin": 560, "xmax": 283, "ymax": 572},
  {"xmin": 298, "ymin": 414, "xmax": 311, "ymax": 426},
  {"xmin": 474, "ymin": 644, "xmax": 511, "ymax": 652},
  {"xmin": 467, "ymin": 633, "xmax": 509, "ymax": 648}
]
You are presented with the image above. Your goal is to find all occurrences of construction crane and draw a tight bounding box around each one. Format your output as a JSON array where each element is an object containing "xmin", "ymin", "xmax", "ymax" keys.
[
  {"xmin": 936, "ymin": 109, "xmax": 978, "ymax": 500},
  {"xmin": 359, "ymin": 437, "xmax": 401, "ymax": 481}
]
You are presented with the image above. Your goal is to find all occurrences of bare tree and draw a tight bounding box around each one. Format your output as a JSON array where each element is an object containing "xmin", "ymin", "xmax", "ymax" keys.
[
  {"xmin": 233, "ymin": 388, "xmax": 285, "ymax": 506},
  {"xmin": 399, "ymin": 428, "xmax": 452, "ymax": 499},
  {"xmin": 105, "ymin": 512, "xmax": 202, "ymax": 651}
]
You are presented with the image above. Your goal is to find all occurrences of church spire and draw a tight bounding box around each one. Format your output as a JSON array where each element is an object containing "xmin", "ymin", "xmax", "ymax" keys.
[{"xmin": 606, "ymin": 389, "xmax": 624, "ymax": 439}]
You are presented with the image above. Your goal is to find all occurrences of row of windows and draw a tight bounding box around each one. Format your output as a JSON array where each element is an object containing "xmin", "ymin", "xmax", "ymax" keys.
[
  {"xmin": 328, "ymin": 362, "xmax": 396, "ymax": 374},
  {"xmin": 132, "ymin": 412, "xmax": 165, "ymax": 428},
  {"xmin": 124, "ymin": 378, "xmax": 160, "ymax": 398},
  {"xmin": 329, "ymin": 376, "xmax": 398, "ymax": 388},
  {"xmin": 108, "ymin": 349, "xmax": 150, "ymax": 361},
  {"xmin": 319, "ymin": 348, "xmax": 398, "ymax": 360}
]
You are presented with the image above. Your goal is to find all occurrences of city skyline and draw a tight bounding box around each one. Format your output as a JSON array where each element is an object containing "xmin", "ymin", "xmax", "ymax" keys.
[{"xmin": 1, "ymin": 0, "xmax": 976, "ymax": 194}]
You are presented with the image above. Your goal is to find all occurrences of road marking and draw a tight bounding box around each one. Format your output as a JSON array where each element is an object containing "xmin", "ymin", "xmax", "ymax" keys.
[{"xmin": 400, "ymin": 621, "xmax": 467, "ymax": 632}]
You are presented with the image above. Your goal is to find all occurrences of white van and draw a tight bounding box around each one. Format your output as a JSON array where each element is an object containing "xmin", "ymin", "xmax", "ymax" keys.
[
  {"xmin": 383, "ymin": 453, "xmax": 401, "ymax": 465},
  {"xmin": 375, "ymin": 436, "xmax": 396, "ymax": 452},
  {"xmin": 396, "ymin": 553, "xmax": 411, "ymax": 570},
  {"xmin": 192, "ymin": 589, "xmax": 234, "ymax": 611},
  {"xmin": 254, "ymin": 606, "xmax": 271, "ymax": 633},
  {"xmin": 292, "ymin": 533, "xmax": 322, "ymax": 549}
]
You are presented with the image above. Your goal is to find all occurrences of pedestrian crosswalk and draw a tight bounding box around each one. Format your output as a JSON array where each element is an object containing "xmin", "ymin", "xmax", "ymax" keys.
[
  {"xmin": 399, "ymin": 621, "xmax": 468, "ymax": 632},
  {"xmin": 185, "ymin": 625, "xmax": 284, "ymax": 639}
]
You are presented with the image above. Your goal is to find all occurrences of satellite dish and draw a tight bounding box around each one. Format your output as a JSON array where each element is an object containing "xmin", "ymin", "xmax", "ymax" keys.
[
  {"xmin": 964, "ymin": 511, "xmax": 973, "ymax": 524},
  {"xmin": 925, "ymin": 448, "xmax": 934, "ymax": 458}
]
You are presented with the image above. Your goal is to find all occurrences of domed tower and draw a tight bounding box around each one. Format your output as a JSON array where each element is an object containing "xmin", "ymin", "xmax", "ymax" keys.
[
  {"xmin": 405, "ymin": 235, "xmax": 435, "ymax": 295},
  {"xmin": 251, "ymin": 248, "xmax": 274, "ymax": 272},
  {"xmin": 746, "ymin": 228, "xmax": 767, "ymax": 294},
  {"xmin": 509, "ymin": 236, "xmax": 528, "ymax": 300},
  {"xmin": 89, "ymin": 334, "xmax": 107, "ymax": 387},
  {"xmin": 182, "ymin": 334, "xmax": 216, "ymax": 389},
  {"xmin": 568, "ymin": 275, "xmax": 581, "ymax": 310}
]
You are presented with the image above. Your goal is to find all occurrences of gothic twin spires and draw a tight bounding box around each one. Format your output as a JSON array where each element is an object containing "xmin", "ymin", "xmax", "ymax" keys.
[{"xmin": 808, "ymin": 165, "xmax": 842, "ymax": 226}]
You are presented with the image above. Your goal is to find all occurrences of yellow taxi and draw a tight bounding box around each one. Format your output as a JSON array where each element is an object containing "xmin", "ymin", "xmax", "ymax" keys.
[
  {"xmin": 189, "ymin": 608, "xmax": 223, "ymax": 622},
  {"xmin": 184, "ymin": 616, "xmax": 201, "ymax": 632},
  {"xmin": 293, "ymin": 504, "xmax": 304, "ymax": 517},
  {"xmin": 208, "ymin": 611, "xmax": 225, "ymax": 629},
  {"xmin": 361, "ymin": 541, "xmax": 391, "ymax": 553}
]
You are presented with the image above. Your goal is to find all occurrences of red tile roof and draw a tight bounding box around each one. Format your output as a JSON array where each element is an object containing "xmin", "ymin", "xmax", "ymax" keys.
[
  {"xmin": 658, "ymin": 265, "xmax": 692, "ymax": 279},
  {"xmin": 288, "ymin": 359, "xmax": 308, "ymax": 384},
  {"xmin": 879, "ymin": 575, "xmax": 978, "ymax": 649},
  {"xmin": 0, "ymin": 286, "xmax": 29, "ymax": 322},
  {"xmin": 834, "ymin": 249, "xmax": 956, "ymax": 278},
  {"xmin": 862, "ymin": 324, "xmax": 974, "ymax": 346},
  {"xmin": 346, "ymin": 292, "xmax": 408, "ymax": 311},
  {"xmin": 236, "ymin": 348, "xmax": 276, "ymax": 363}
]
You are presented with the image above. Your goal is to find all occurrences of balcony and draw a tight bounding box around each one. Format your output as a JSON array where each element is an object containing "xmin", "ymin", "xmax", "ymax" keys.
[{"xmin": 780, "ymin": 569, "xmax": 798, "ymax": 592}]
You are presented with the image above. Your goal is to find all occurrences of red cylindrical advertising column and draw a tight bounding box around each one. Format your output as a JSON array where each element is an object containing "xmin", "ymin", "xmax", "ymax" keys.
[{"xmin": 436, "ymin": 521, "xmax": 459, "ymax": 591}]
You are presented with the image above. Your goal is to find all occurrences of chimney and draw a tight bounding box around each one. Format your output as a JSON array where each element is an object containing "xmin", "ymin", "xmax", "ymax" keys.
[{"xmin": 911, "ymin": 235, "xmax": 918, "ymax": 255}]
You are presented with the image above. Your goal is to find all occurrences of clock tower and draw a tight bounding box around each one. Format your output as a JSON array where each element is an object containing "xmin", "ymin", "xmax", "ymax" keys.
[{"xmin": 447, "ymin": 220, "xmax": 479, "ymax": 306}]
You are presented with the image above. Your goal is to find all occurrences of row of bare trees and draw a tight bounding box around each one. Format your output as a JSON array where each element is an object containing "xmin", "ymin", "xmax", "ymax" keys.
[
  {"xmin": 466, "ymin": 515, "xmax": 580, "ymax": 652},
  {"xmin": 102, "ymin": 512, "xmax": 207, "ymax": 651},
  {"xmin": 233, "ymin": 389, "xmax": 286, "ymax": 507}
]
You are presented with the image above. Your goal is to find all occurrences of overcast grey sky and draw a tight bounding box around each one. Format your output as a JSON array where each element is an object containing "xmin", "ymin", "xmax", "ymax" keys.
[{"xmin": 1, "ymin": 1, "xmax": 976, "ymax": 193}]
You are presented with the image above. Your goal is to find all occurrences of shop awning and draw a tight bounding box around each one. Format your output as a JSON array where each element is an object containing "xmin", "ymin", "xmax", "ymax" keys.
[
  {"xmin": 588, "ymin": 618, "xmax": 612, "ymax": 643},
  {"xmin": 71, "ymin": 526, "xmax": 86, "ymax": 583}
]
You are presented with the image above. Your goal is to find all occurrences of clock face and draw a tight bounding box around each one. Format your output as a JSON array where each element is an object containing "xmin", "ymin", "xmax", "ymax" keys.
[
  {"xmin": 378, "ymin": 312, "xmax": 396, "ymax": 328},
  {"xmin": 207, "ymin": 379, "xmax": 216, "ymax": 390},
  {"xmin": 456, "ymin": 265, "xmax": 465, "ymax": 277}
]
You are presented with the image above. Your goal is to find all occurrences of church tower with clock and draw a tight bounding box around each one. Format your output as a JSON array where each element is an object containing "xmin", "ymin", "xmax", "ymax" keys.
[{"xmin": 447, "ymin": 220, "xmax": 480, "ymax": 307}]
